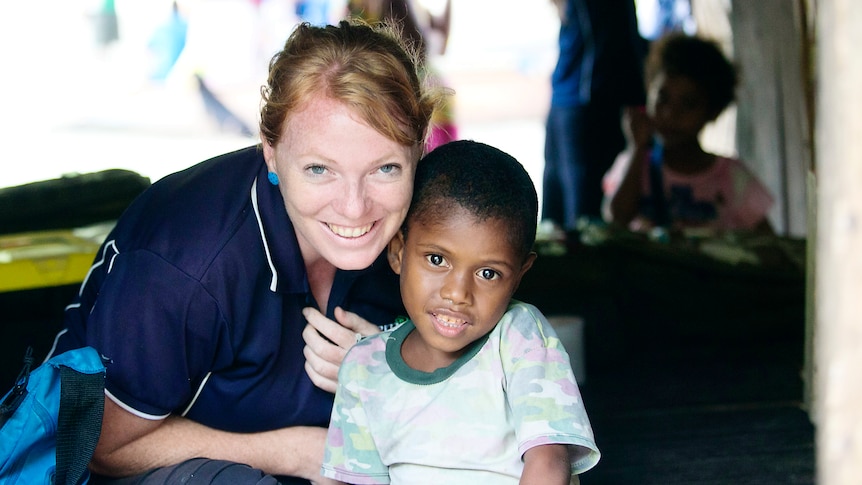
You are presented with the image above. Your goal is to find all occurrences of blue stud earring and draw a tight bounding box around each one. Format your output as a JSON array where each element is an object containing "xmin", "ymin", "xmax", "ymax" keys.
[{"xmin": 267, "ymin": 171, "xmax": 279, "ymax": 186}]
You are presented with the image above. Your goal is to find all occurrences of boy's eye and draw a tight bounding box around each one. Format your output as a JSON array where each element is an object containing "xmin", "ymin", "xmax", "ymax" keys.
[
  {"xmin": 308, "ymin": 165, "xmax": 326, "ymax": 175},
  {"xmin": 426, "ymin": 254, "xmax": 445, "ymax": 266},
  {"xmin": 379, "ymin": 164, "xmax": 398, "ymax": 174},
  {"xmin": 478, "ymin": 268, "xmax": 499, "ymax": 281}
]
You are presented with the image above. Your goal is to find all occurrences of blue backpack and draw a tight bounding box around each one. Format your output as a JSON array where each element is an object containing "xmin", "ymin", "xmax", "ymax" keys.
[{"xmin": 0, "ymin": 346, "xmax": 107, "ymax": 485}]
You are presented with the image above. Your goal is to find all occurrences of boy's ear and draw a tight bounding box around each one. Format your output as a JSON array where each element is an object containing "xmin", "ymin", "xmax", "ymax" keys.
[
  {"xmin": 512, "ymin": 252, "xmax": 537, "ymax": 292},
  {"xmin": 387, "ymin": 230, "xmax": 406, "ymax": 274}
]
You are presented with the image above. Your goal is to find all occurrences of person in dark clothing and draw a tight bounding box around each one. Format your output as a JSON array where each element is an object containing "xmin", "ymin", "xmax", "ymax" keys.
[
  {"xmin": 542, "ymin": 0, "xmax": 646, "ymax": 231},
  {"xmin": 49, "ymin": 20, "xmax": 446, "ymax": 484}
]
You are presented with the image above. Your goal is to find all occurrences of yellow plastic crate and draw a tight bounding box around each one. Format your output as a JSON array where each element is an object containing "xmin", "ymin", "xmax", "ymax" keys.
[{"xmin": 0, "ymin": 223, "xmax": 112, "ymax": 293}]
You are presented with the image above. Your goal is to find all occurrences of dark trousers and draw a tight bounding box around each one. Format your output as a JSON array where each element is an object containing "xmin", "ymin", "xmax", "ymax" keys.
[
  {"xmin": 90, "ymin": 458, "xmax": 308, "ymax": 485},
  {"xmin": 543, "ymin": 102, "xmax": 626, "ymax": 230}
]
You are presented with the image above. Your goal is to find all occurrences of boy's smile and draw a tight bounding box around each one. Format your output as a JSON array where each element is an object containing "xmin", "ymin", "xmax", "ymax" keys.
[{"xmin": 388, "ymin": 207, "xmax": 535, "ymax": 372}]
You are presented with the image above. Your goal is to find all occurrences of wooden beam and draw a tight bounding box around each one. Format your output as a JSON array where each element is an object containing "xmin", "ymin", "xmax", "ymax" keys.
[{"xmin": 815, "ymin": 0, "xmax": 862, "ymax": 483}]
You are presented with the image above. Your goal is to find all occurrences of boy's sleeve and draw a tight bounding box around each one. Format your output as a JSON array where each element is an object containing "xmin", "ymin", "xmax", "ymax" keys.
[
  {"xmin": 501, "ymin": 304, "xmax": 601, "ymax": 475},
  {"xmin": 321, "ymin": 351, "xmax": 391, "ymax": 485}
]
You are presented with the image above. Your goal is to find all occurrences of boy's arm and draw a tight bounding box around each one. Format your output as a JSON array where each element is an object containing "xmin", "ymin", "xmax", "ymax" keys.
[{"xmin": 520, "ymin": 444, "xmax": 571, "ymax": 485}]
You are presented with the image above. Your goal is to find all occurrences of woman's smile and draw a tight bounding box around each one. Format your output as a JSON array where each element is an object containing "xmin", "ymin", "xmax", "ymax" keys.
[{"xmin": 326, "ymin": 221, "xmax": 375, "ymax": 239}]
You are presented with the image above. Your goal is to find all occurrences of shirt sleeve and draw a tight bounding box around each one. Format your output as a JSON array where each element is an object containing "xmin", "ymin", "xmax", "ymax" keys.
[
  {"xmin": 500, "ymin": 303, "xmax": 601, "ymax": 474},
  {"xmin": 322, "ymin": 348, "xmax": 390, "ymax": 484},
  {"xmin": 728, "ymin": 158, "xmax": 775, "ymax": 229},
  {"xmin": 83, "ymin": 249, "xmax": 226, "ymax": 418}
]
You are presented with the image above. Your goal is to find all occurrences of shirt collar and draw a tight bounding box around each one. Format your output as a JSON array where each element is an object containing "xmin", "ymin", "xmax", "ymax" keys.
[
  {"xmin": 252, "ymin": 165, "xmax": 308, "ymax": 294},
  {"xmin": 251, "ymin": 164, "xmax": 380, "ymax": 297}
]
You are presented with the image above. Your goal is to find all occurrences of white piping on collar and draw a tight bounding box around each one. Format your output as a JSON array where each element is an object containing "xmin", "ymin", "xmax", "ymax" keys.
[{"xmin": 251, "ymin": 177, "xmax": 278, "ymax": 292}]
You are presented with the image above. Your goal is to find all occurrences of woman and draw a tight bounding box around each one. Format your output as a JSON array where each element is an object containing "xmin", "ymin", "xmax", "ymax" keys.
[{"xmin": 49, "ymin": 20, "xmax": 444, "ymax": 484}]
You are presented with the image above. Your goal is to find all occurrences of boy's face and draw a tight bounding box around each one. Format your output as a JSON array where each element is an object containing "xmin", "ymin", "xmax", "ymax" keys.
[
  {"xmin": 388, "ymin": 207, "xmax": 535, "ymax": 368},
  {"xmin": 647, "ymin": 72, "xmax": 716, "ymax": 148}
]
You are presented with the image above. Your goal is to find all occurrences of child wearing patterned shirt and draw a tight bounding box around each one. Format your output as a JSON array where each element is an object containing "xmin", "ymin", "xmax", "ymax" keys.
[
  {"xmin": 322, "ymin": 140, "xmax": 600, "ymax": 484},
  {"xmin": 602, "ymin": 33, "xmax": 774, "ymax": 234}
]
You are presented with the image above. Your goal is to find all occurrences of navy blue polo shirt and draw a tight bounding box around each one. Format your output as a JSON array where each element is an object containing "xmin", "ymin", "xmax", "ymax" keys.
[{"xmin": 54, "ymin": 146, "xmax": 404, "ymax": 433}]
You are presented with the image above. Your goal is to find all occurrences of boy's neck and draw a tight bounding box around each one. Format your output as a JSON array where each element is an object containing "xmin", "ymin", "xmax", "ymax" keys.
[{"xmin": 401, "ymin": 328, "xmax": 461, "ymax": 372}]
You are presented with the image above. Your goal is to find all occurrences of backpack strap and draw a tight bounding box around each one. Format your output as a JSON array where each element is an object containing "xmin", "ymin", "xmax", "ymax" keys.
[
  {"xmin": 1, "ymin": 347, "xmax": 106, "ymax": 485},
  {"xmin": 56, "ymin": 365, "xmax": 105, "ymax": 485}
]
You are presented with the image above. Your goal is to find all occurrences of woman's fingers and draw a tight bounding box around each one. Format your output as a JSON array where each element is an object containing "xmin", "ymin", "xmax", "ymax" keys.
[{"xmin": 301, "ymin": 307, "xmax": 384, "ymax": 392}]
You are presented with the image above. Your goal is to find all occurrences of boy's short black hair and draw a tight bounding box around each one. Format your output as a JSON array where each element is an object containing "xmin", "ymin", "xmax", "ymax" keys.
[
  {"xmin": 646, "ymin": 33, "xmax": 738, "ymax": 115},
  {"xmin": 403, "ymin": 140, "xmax": 538, "ymax": 260}
]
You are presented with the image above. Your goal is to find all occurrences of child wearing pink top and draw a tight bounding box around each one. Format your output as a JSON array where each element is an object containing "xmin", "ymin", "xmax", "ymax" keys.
[{"xmin": 602, "ymin": 33, "xmax": 774, "ymax": 234}]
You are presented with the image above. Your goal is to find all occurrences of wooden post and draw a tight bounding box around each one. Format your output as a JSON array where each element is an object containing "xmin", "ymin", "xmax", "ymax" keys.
[{"xmin": 815, "ymin": 0, "xmax": 862, "ymax": 483}]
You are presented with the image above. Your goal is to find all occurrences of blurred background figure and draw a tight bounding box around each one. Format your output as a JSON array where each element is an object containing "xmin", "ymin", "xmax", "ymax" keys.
[
  {"xmin": 194, "ymin": 72, "xmax": 255, "ymax": 137},
  {"xmin": 90, "ymin": 0, "xmax": 120, "ymax": 54},
  {"xmin": 541, "ymin": 0, "xmax": 646, "ymax": 235},
  {"xmin": 146, "ymin": 1, "xmax": 188, "ymax": 82},
  {"xmin": 295, "ymin": 0, "xmax": 338, "ymax": 25},
  {"xmin": 2, "ymin": 0, "xmax": 556, "ymax": 190},
  {"xmin": 162, "ymin": 0, "xmax": 296, "ymax": 138},
  {"xmin": 601, "ymin": 33, "xmax": 774, "ymax": 236},
  {"xmin": 346, "ymin": 0, "xmax": 458, "ymax": 152}
]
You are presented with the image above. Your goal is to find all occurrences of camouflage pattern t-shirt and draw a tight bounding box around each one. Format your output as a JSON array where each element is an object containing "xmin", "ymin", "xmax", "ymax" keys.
[{"xmin": 322, "ymin": 301, "xmax": 600, "ymax": 484}]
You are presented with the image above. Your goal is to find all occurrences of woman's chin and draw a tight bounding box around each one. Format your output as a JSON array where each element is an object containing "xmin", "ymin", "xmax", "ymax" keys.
[{"xmin": 322, "ymin": 245, "xmax": 384, "ymax": 271}]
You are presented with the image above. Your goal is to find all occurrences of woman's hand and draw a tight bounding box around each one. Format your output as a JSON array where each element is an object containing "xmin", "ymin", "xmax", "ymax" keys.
[{"xmin": 302, "ymin": 307, "xmax": 382, "ymax": 393}]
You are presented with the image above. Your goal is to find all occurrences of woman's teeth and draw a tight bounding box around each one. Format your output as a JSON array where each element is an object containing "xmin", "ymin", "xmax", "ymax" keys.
[{"xmin": 328, "ymin": 223, "xmax": 372, "ymax": 238}]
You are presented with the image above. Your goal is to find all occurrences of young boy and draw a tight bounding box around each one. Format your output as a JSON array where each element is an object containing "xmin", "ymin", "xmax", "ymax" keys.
[{"xmin": 321, "ymin": 140, "xmax": 600, "ymax": 484}]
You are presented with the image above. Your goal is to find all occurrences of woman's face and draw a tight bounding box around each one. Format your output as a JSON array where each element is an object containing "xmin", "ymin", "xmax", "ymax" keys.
[{"xmin": 263, "ymin": 95, "xmax": 419, "ymax": 270}]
